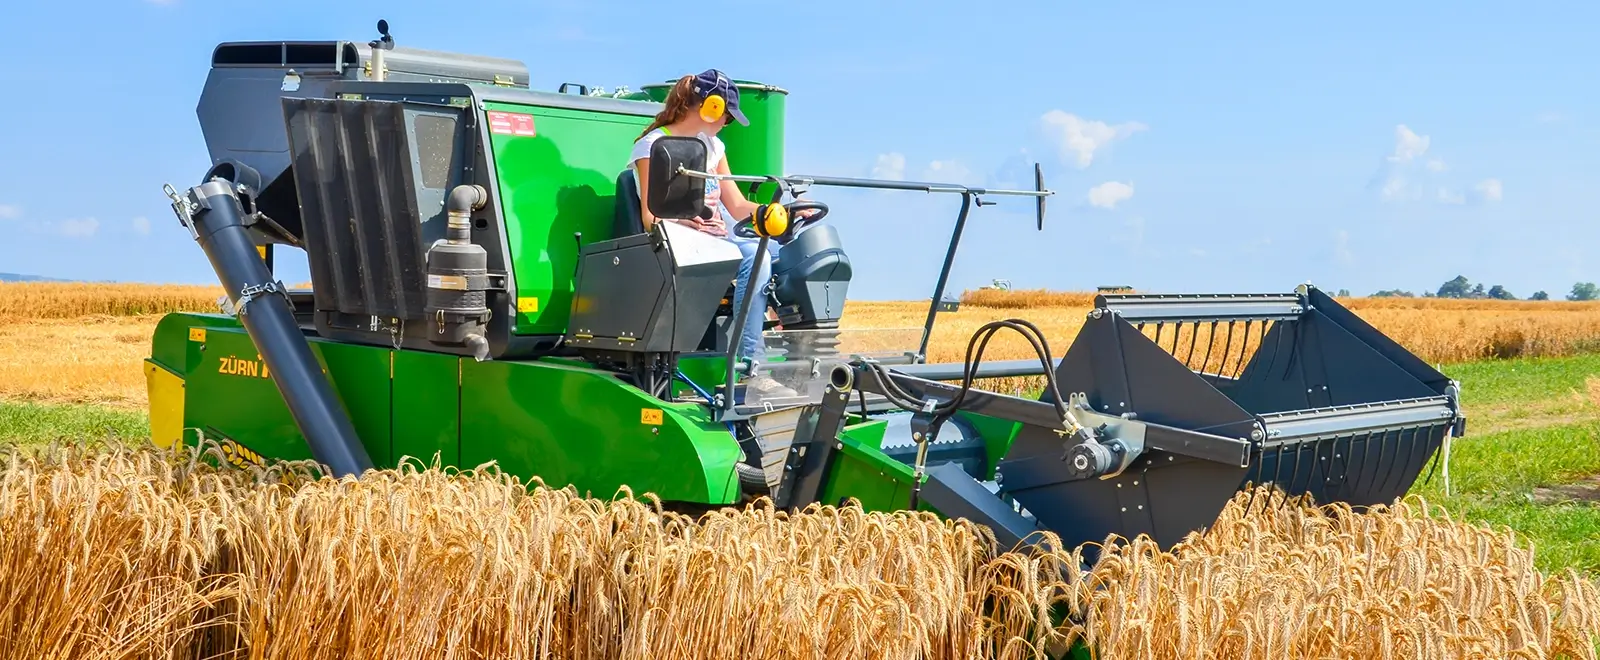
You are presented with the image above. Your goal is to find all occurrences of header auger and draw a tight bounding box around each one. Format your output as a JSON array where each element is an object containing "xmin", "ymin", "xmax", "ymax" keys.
[{"xmin": 146, "ymin": 19, "xmax": 1464, "ymax": 640}]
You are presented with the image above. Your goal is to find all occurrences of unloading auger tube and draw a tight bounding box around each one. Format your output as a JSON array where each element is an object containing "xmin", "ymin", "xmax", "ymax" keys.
[
  {"xmin": 164, "ymin": 178, "xmax": 374, "ymax": 478},
  {"xmin": 826, "ymin": 284, "xmax": 1465, "ymax": 558}
]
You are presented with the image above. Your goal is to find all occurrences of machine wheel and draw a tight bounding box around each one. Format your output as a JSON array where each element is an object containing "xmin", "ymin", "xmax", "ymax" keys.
[{"xmin": 735, "ymin": 462, "xmax": 770, "ymax": 495}]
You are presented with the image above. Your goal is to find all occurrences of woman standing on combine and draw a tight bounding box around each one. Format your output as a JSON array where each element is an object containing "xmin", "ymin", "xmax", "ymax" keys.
[{"xmin": 629, "ymin": 69, "xmax": 805, "ymax": 403}]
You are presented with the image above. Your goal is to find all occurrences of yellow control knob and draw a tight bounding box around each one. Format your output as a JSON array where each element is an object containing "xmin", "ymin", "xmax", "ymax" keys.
[
  {"xmin": 754, "ymin": 203, "xmax": 789, "ymax": 238},
  {"xmin": 699, "ymin": 94, "xmax": 726, "ymax": 123}
]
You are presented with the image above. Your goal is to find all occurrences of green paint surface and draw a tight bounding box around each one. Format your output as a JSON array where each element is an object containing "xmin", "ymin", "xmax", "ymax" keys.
[
  {"xmin": 484, "ymin": 101, "xmax": 652, "ymax": 336},
  {"xmin": 958, "ymin": 411, "xmax": 1023, "ymax": 481},
  {"xmin": 181, "ymin": 327, "xmax": 393, "ymax": 467},
  {"xmin": 822, "ymin": 420, "xmax": 923, "ymax": 512},
  {"xmin": 459, "ymin": 357, "xmax": 743, "ymax": 504},
  {"xmin": 159, "ymin": 313, "xmax": 745, "ymax": 504},
  {"xmin": 391, "ymin": 350, "xmax": 461, "ymax": 468},
  {"xmin": 149, "ymin": 312, "xmax": 241, "ymax": 375},
  {"xmin": 673, "ymin": 353, "xmax": 727, "ymax": 397}
]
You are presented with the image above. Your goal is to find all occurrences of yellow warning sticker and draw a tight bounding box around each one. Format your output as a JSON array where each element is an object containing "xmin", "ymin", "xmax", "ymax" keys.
[
  {"xmin": 189, "ymin": 328, "xmax": 207, "ymax": 342},
  {"xmin": 256, "ymin": 245, "xmax": 267, "ymax": 259},
  {"xmin": 641, "ymin": 409, "xmax": 663, "ymax": 426},
  {"xmin": 517, "ymin": 297, "xmax": 540, "ymax": 313}
]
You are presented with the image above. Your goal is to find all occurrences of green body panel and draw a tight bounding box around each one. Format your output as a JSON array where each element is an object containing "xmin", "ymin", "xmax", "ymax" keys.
[
  {"xmin": 149, "ymin": 312, "xmax": 246, "ymax": 374},
  {"xmin": 958, "ymin": 411, "xmax": 1024, "ymax": 481},
  {"xmin": 673, "ymin": 354, "xmax": 727, "ymax": 397},
  {"xmin": 640, "ymin": 80, "xmax": 786, "ymax": 199},
  {"xmin": 458, "ymin": 358, "xmax": 743, "ymax": 504},
  {"xmin": 812, "ymin": 419, "xmax": 927, "ymax": 512},
  {"xmin": 842, "ymin": 415, "xmax": 890, "ymax": 449},
  {"xmin": 155, "ymin": 315, "xmax": 740, "ymax": 505},
  {"xmin": 182, "ymin": 326, "xmax": 394, "ymax": 467},
  {"xmin": 483, "ymin": 100, "xmax": 653, "ymax": 336},
  {"xmin": 392, "ymin": 350, "xmax": 461, "ymax": 467}
]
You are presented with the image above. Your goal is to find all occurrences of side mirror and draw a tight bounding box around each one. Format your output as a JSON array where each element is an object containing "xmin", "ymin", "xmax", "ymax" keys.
[
  {"xmin": 648, "ymin": 135, "xmax": 710, "ymax": 220},
  {"xmin": 1034, "ymin": 163, "xmax": 1047, "ymax": 231}
]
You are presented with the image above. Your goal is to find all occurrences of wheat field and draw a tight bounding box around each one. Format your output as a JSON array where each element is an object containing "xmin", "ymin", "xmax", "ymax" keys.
[
  {"xmin": 6, "ymin": 282, "xmax": 1600, "ymax": 408},
  {"xmin": 2, "ymin": 439, "xmax": 1597, "ymax": 660}
]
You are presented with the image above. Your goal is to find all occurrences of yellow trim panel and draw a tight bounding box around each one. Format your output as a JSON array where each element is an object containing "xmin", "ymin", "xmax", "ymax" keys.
[{"xmin": 144, "ymin": 360, "xmax": 185, "ymax": 449}]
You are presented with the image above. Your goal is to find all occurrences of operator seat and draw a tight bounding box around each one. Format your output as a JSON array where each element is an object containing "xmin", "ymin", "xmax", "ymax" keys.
[
  {"xmin": 612, "ymin": 168, "xmax": 781, "ymax": 351},
  {"xmin": 614, "ymin": 169, "xmax": 646, "ymax": 238}
]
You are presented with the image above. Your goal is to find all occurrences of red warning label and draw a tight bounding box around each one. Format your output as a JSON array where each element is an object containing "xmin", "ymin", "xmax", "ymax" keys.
[{"xmin": 487, "ymin": 111, "xmax": 536, "ymax": 137}]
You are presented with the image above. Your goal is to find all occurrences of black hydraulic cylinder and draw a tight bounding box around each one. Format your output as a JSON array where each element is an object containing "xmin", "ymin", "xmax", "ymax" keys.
[{"xmin": 177, "ymin": 180, "xmax": 374, "ymax": 477}]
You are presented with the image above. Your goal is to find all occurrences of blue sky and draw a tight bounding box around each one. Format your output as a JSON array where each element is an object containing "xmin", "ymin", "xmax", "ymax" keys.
[{"xmin": 1, "ymin": 1, "xmax": 1596, "ymax": 300}]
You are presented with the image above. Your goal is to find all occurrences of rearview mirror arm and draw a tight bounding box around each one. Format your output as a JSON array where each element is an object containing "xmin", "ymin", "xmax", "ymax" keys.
[{"xmin": 915, "ymin": 192, "xmax": 974, "ymax": 363}]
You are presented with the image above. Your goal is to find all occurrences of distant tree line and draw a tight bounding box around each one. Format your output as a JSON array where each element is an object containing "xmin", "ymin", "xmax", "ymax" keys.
[{"xmin": 1365, "ymin": 276, "xmax": 1598, "ymax": 301}]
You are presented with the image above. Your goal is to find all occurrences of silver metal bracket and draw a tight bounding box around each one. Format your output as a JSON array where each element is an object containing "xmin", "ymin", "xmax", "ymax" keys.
[
  {"xmin": 232, "ymin": 280, "xmax": 291, "ymax": 317},
  {"xmin": 1066, "ymin": 392, "xmax": 1148, "ymax": 480},
  {"xmin": 163, "ymin": 183, "xmax": 201, "ymax": 241}
]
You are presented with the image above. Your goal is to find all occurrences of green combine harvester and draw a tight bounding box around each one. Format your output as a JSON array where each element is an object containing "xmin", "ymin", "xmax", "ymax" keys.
[{"xmin": 149, "ymin": 21, "xmax": 1465, "ymax": 593}]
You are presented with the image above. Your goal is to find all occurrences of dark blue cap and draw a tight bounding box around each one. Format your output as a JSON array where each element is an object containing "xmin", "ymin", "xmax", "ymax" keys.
[{"xmin": 693, "ymin": 69, "xmax": 748, "ymax": 126}]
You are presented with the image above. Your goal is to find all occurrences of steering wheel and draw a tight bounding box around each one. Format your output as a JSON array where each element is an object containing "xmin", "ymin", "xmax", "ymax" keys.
[{"xmin": 732, "ymin": 200, "xmax": 830, "ymax": 240}]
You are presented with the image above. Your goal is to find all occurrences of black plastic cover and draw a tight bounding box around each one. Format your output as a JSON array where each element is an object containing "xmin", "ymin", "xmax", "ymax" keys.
[
  {"xmin": 282, "ymin": 97, "xmax": 427, "ymax": 321},
  {"xmin": 564, "ymin": 227, "xmax": 741, "ymax": 354}
]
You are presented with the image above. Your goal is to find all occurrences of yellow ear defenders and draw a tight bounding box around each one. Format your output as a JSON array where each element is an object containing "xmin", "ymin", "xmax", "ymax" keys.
[
  {"xmin": 698, "ymin": 93, "xmax": 727, "ymax": 124},
  {"xmin": 751, "ymin": 203, "xmax": 789, "ymax": 238}
]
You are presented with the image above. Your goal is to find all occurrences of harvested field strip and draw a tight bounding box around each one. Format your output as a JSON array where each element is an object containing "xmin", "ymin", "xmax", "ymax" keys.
[
  {"xmin": 6, "ymin": 284, "xmax": 1600, "ymax": 409},
  {"xmin": 0, "ymin": 282, "xmax": 220, "ymax": 320},
  {"xmin": 3, "ymin": 441, "xmax": 1599, "ymax": 659}
]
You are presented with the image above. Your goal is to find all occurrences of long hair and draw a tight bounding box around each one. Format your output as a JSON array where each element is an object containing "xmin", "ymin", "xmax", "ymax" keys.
[{"xmin": 638, "ymin": 75, "xmax": 698, "ymax": 140}]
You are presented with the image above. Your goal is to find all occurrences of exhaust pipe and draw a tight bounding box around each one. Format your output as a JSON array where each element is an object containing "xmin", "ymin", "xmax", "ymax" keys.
[{"xmin": 166, "ymin": 179, "xmax": 374, "ymax": 478}]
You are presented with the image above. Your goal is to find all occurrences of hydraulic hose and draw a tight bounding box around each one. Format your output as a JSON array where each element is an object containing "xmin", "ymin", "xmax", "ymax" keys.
[
  {"xmin": 167, "ymin": 180, "xmax": 374, "ymax": 478},
  {"xmin": 866, "ymin": 318, "xmax": 1094, "ymax": 444}
]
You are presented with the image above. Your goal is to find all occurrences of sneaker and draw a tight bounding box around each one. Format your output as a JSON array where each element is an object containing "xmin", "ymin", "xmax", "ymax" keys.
[{"xmin": 744, "ymin": 373, "xmax": 798, "ymax": 404}]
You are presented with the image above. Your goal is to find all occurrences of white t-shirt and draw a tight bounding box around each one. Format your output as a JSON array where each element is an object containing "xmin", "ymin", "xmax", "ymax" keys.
[{"xmin": 629, "ymin": 127, "xmax": 727, "ymax": 222}]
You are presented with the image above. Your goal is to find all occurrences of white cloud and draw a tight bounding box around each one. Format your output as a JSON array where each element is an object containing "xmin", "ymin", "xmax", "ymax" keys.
[
  {"xmin": 1040, "ymin": 110, "xmax": 1146, "ymax": 168},
  {"xmin": 132, "ymin": 216, "xmax": 151, "ymax": 235},
  {"xmin": 1474, "ymin": 178, "xmax": 1503, "ymax": 202},
  {"xmin": 1380, "ymin": 176, "xmax": 1419, "ymax": 202},
  {"xmin": 1334, "ymin": 229, "xmax": 1353, "ymax": 265},
  {"xmin": 923, "ymin": 159, "xmax": 971, "ymax": 182},
  {"xmin": 57, "ymin": 218, "xmax": 100, "ymax": 238},
  {"xmin": 1388, "ymin": 124, "xmax": 1430, "ymax": 163},
  {"xmin": 1087, "ymin": 181, "xmax": 1135, "ymax": 209},
  {"xmin": 0, "ymin": 204, "xmax": 18, "ymax": 220},
  {"xmin": 871, "ymin": 152, "xmax": 906, "ymax": 181},
  {"xmin": 1370, "ymin": 126, "xmax": 1501, "ymax": 208}
]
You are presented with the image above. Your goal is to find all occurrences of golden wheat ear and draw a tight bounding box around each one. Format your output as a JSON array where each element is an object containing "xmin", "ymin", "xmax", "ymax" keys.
[{"xmin": 6, "ymin": 440, "xmax": 1599, "ymax": 659}]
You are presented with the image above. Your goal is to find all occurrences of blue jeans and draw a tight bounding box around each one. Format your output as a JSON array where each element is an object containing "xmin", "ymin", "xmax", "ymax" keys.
[{"xmin": 726, "ymin": 235, "xmax": 774, "ymax": 365}]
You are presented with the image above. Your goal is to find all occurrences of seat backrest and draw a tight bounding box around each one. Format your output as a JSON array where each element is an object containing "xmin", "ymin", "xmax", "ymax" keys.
[{"xmin": 614, "ymin": 168, "xmax": 645, "ymax": 238}]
